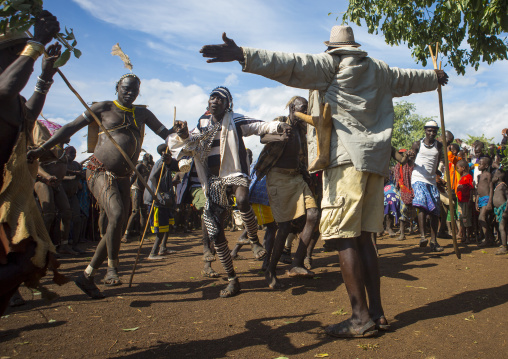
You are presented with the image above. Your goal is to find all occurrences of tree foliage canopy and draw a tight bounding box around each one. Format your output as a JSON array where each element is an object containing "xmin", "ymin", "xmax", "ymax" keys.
[
  {"xmin": 0, "ymin": 0, "xmax": 80, "ymax": 66},
  {"xmin": 461, "ymin": 133, "xmax": 495, "ymax": 145},
  {"xmin": 392, "ymin": 101, "xmax": 434, "ymax": 150},
  {"xmin": 341, "ymin": 0, "xmax": 508, "ymax": 75}
]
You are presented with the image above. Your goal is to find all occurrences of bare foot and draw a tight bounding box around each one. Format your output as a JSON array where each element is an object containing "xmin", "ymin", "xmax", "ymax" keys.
[
  {"xmin": 265, "ymin": 270, "xmax": 284, "ymax": 289},
  {"xmin": 287, "ymin": 266, "xmax": 314, "ymax": 278}
]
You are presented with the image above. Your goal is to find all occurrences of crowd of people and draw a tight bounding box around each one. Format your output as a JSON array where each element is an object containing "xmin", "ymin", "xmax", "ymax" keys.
[
  {"xmin": 384, "ymin": 128, "xmax": 508, "ymax": 256},
  {"xmin": 2, "ymin": 11, "xmax": 504, "ymax": 340}
]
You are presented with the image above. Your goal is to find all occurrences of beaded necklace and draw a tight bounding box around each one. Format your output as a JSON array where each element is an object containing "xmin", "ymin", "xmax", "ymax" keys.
[{"xmin": 113, "ymin": 100, "xmax": 137, "ymax": 127}]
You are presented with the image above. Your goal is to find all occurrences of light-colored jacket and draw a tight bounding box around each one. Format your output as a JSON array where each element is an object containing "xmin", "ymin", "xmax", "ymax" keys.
[
  {"xmin": 242, "ymin": 46, "xmax": 438, "ymax": 177},
  {"xmin": 166, "ymin": 111, "xmax": 279, "ymax": 194}
]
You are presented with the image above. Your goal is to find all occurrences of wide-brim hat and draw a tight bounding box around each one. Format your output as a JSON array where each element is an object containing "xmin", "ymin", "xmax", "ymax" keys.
[
  {"xmin": 424, "ymin": 120, "xmax": 439, "ymax": 129},
  {"xmin": 324, "ymin": 25, "xmax": 361, "ymax": 48}
]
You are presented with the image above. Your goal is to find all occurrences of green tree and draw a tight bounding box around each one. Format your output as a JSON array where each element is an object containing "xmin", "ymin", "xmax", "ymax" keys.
[
  {"xmin": 391, "ymin": 101, "xmax": 433, "ymax": 150},
  {"xmin": 461, "ymin": 134, "xmax": 495, "ymax": 145},
  {"xmin": 340, "ymin": 0, "xmax": 508, "ymax": 75},
  {"xmin": 0, "ymin": 0, "xmax": 80, "ymax": 66}
]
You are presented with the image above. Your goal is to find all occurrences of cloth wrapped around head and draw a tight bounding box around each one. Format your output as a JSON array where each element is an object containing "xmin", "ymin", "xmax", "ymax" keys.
[{"xmin": 210, "ymin": 86, "xmax": 233, "ymax": 112}]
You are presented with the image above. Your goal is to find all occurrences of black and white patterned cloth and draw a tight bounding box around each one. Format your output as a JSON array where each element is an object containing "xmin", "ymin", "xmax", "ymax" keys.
[{"xmin": 203, "ymin": 175, "xmax": 249, "ymax": 241}]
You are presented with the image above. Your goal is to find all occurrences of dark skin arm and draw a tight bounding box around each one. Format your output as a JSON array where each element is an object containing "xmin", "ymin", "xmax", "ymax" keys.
[
  {"xmin": 390, "ymin": 146, "xmax": 408, "ymax": 165},
  {"xmin": 0, "ymin": 11, "xmax": 60, "ymax": 128},
  {"xmin": 143, "ymin": 110, "xmax": 173, "ymax": 139},
  {"xmin": 486, "ymin": 173, "xmax": 494, "ymax": 211},
  {"xmin": 27, "ymin": 102, "xmax": 104, "ymax": 162},
  {"xmin": 24, "ymin": 43, "xmax": 62, "ymax": 120}
]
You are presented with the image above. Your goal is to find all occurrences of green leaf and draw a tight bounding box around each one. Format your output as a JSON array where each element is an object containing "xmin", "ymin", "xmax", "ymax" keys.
[
  {"xmin": 73, "ymin": 48, "xmax": 82, "ymax": 58},
  {"xmin": 48, "ymin": 319, "xmax": 56, "ymax": 323},
  {"xmin": 122, "ymin": 327, "xmax": 139, "ymax": 332},
  {"xmin": 53, "ymin": 49, "xmax": 71, "ymax": 68}
]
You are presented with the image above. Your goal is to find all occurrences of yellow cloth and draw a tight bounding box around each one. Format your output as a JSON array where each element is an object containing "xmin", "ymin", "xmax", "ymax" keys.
[
  {"xmin": 266, "ymin": 170, "xmax": 317, "ymax": 223},
  {"xmin": 0, "ymin": 125, "xmax": 55, "ymax": 268},
  {"xmin": 320, "ymin": 163, "xmax": 384, "ymax": 239},
  {"xmin": 251, "ymin": 203, "xmax": 274, "ymax": 225}
]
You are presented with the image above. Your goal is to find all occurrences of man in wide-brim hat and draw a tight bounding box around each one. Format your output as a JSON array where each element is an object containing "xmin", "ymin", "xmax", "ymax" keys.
[{"xmin": 200, "ymin": 24, "xmax": 449, "ymax": 338}]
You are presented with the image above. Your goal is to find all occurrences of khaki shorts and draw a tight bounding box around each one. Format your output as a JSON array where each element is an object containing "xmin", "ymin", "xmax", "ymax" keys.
[
  {"xmin": 320, "ymin": 163, "xmax": 384, "ymax": 239},
  {"xmin": 266, "ymin": 170, "xmax": 317, "ymax": 223}
]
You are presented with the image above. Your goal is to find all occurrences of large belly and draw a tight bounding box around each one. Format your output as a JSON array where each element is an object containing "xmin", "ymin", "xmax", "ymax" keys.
[{"xmin": 93, "ymin": 130, "xmax": 141, "ymax": 177}]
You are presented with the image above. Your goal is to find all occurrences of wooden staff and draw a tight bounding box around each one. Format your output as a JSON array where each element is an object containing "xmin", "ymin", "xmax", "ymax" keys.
[
  {"xmin": 128, "ymin": 107, "xmax": 176, "ymax": 287},
  {"xmin": 28, "ymin": 31, "xmax": 159, "ymax": 200},
  {"xmin": 429, "ymin": 43, "xmax": 461, "ymax": 259}
]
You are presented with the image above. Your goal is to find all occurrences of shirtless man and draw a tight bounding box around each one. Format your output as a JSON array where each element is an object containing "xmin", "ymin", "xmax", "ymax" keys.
[
  {"xmin": 62, "ymin": 146, "xmax": 85, "ymax": 254},
  {"xmin": 492, "ymin": 169, "xmax": 508, "ymax": 254},
  {"xmin": 34, "ymin": 135, "xmax": 76, "ymax": 256},
  {"xmin": 122, "ymin": 153, "xmax": 152, "ymax": 242},
  {"xmin": 0, "ymin": 11, "xmax": 62, "ymax": 314},
  {"xmin": 255, "ymin": 96, "xmax": 319, "ymax": 289},
  {"xmin": 28, "ymin": 74, "xmax": 172, "ymax": 299},
  {"xmin": 411, "ymin": 121, "xmax": 445, "ymax": 252},
  {"xmin": 476, "ymin": 157, "xmax": 494, "ymax": 247}
]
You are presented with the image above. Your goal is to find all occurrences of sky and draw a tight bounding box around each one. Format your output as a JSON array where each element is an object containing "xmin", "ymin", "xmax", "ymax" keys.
[{"xmin": 24, "ymin": 0, "xmax": 508, "ymax": 162}]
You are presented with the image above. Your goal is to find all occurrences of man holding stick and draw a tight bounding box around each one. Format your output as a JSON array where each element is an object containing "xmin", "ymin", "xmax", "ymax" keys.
[
  {"xmin": 200, "ymin": 26, "xmax": 448, "ymax": 335},
  {"xmin": 28, "ymin": 73, "xmax": 173, "ymax": 299},
  {"xmin": 168, "ymin": 86, "xmax": 291, "ymax": 298},
  {"xmin": 0, "ymin": 10, "xmax": 63, "ymax": 314}
]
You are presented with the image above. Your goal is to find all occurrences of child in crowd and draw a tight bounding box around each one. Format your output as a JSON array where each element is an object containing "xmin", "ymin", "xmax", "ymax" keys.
[
  {"xmin": 456, "ymin": 159, "xmax": 473, "ymax": 243},
  {"xmin": 492, "ymin": 169, "xmax": 508, "ymax": 254},
  {"xmin": 476, "ymin": 157, "xmax": 494, "ymax": 247}
]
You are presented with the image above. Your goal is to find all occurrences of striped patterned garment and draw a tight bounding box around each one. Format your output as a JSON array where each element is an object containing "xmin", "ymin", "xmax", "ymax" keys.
[{"xmin": 196, "ymin": 112, "xmax": 264, "ymax": 176}]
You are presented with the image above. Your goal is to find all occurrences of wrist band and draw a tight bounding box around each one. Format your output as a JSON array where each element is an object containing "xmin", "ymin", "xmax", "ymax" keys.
[
  {"xmin": 34, "ymin": 76, "xmax": 54, "ymax": 95},
  {"xmin": 20, "ymin": 41, "xmax": 45, "ymax": 61}
]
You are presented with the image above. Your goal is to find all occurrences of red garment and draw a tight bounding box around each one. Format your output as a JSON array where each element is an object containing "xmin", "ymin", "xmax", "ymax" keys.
[
  {"xmin": 457, "ymin": 173, "xmax": 473, "ymax": 202},
  {"xmin": 394, "ymin": 163, "xmax": 414, "ymax": 205}
]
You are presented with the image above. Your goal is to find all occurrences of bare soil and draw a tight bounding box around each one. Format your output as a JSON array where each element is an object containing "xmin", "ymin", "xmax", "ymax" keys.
[{"xmin": 1, "ymin": 230, "xmax": 508, "ymax": 359}]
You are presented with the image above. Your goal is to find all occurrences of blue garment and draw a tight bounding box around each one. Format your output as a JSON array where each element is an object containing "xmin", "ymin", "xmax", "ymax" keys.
[
  {"xmin": 77, "ymin": 176, "xmax": 90, "ymax": 217},
  {"xmin": 478, "ymin": 196, "xmax": 489, "ymax": 208},
  {"xmin": 384, "ymin": 182, "xmax": 400, "ymax": 223},
  {"xmin": 248, "ymin": 161, "xmax": 270, "ymax": 206},
  {"xmin": 412, "ymin": 181, "xmax": 440, "ymax": 216}
]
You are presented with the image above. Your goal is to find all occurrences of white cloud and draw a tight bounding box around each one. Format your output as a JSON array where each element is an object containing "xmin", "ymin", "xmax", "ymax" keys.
[{"xmin": 224, "ymin": 74, "xmax": 239, "ymax": 87}]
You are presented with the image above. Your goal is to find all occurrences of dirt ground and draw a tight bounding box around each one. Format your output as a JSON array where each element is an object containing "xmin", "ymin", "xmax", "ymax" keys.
[{"xmin": 1, "ymin": 229, "xmax": 508, "ymax": 359}]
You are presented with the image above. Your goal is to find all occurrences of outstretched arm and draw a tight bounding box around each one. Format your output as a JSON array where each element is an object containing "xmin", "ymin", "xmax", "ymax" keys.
[
  {"xmin": 144, "ymin": 110, "xmax": 173, "ymax": 139},
  {"xmin": 199, "ymin": 33, "xmax": 244, "ymax": 63},
  {"xmin": 0, "ymin": 11, "xmax": 60, "ymax": 126},
  {"xmin": 27, "ymin": 103, "xmax": 102, "ymax": 162}
]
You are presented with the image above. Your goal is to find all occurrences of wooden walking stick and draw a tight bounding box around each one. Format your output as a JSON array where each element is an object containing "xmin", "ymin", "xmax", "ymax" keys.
[
  {"xmin": 128, "ymin": 107, "xmax": 176, "ymax": 287},
  {"xmin": 27, "ymin": 31, "xmax": 159, "ymax": 201},
  {"xmin": 429, "ymin": 43, "xmax": 461, "ymax": 259}
]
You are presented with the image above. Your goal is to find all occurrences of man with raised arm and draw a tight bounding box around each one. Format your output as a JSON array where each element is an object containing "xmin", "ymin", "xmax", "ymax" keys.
[
  {"xmin": 200, "ymin": 26, "xmax": 448, "ymax": 336},
  {"xmin": 0, "ymin": 11, "xmax": 62, "ymax": 315},
  {"xmin": 28, "ymin": 73, "xmax": 172, "ymax": 299},
  {"xmin": 169, "ymin": 86, "xmax": 290, "ymax": 298}
]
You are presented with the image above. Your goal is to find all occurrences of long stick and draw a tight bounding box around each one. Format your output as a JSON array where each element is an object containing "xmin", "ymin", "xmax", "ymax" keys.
[
  {"xmin": 55, "ymin": 68, "xmax": 158, "ymax": 200},
  {"xmin": 128, "ymin": 108, "xmax": 175, "ymax": 287},
  {"xmin": 28, "ymin": 31, "xmax": 159, "ymax": 200},
  {"xmin": 428, "ymin": 44, "xmax": 461, "ymax": 259}
]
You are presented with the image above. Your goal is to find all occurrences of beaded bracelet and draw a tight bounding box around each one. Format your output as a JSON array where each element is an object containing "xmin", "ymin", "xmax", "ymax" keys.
[{"xmin": 34, "ymin": 76, "xmax": 54, "ymax": 95}]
